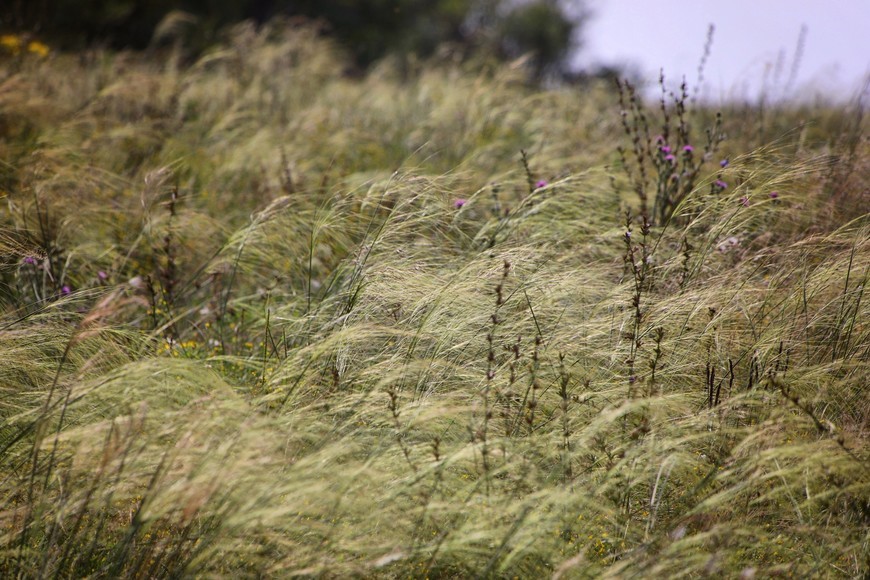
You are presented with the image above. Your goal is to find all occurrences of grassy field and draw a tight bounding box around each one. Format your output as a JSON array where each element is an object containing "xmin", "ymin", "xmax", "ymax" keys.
[{"xmin": 0, "ymin": 20, "xmax": 868, "ymax": 578}]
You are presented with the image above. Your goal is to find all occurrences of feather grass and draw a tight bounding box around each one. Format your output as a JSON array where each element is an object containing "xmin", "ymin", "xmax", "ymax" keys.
[{"xmin": 0, "ymin": 20, "xmax": 867, "ymax": 578}]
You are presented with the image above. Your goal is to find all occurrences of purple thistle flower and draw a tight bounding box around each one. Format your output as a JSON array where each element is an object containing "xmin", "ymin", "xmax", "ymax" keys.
[
  {"xmin": 453, "ymin": 198, "xmax": 467, "ymax": 209},
  {"xmin": 659, "ymin": 145, "xmax": 672, "ymax": 154},
  {"xmin": 682, "ymin": 145, "xmax": 694, "ymax": 153},
  {"xmin": 664, "ymin": 154, "xmax": 676, "ymax": 163},
  {"xmin": 720, "ymin": 159, "xmax": 729, "ymax": 168},
  {"xmin": 535, "ymin": 179, "xmax": 548, "ymax": 189},
  {"xmin": 23, "ymin": 256, "xmax": 36, "ymax": 265},
  {"xmin": 769, "ymin": 191, "xmax": 779, "ymax": 199},
  {"xmin": 655, "ymin": 135, "xmax": 665, "ymax": 144},
  {"xmin": 715, "ymin": 179, "xmax": 727, "ymax": 189},
  {"xmin": 739, "ymin": 196, "xmax": 750, "ymax": 207},
  {"xmin": 61, "ymin": 285, "xmax": 71, "ymax": 295},
  {"xmin": 98, "ymin": 270, "xmax": 108, "ymax": 281}
]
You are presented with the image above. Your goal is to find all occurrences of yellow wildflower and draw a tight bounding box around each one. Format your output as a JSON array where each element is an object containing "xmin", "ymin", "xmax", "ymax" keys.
[
  {"xmin": 0, "ymin": 34, "xmax": 21, "ymax": 55},
  {"xmin": 27, "ymin": 41, "xmax": 50, "ymax": 58}
]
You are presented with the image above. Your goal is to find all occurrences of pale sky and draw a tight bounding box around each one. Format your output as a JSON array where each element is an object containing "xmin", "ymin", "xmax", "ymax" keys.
[{"xmin": 573, "ymin": 0, "xmax": 870, "ymax": 102}]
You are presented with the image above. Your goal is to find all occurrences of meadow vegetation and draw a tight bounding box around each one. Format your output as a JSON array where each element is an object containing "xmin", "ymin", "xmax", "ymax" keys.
[{"xmin": 0, "ymin": 20, "xmax": 868, "ymax": 578}]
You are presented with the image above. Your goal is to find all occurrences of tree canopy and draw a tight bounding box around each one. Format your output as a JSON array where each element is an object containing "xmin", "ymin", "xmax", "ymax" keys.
[{"xmin": 1, "ymin": 0, "xmax": 586, "ymax": 74}]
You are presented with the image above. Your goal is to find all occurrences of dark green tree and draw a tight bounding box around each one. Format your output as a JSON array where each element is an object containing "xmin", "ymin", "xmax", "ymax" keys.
[
  {"xmin": 498, "ymin": 0, "xmax": 581, "ymax": 76},
  {"xmin": 1, "ymin": 0, "xmax": 587, "ymax": 77}
]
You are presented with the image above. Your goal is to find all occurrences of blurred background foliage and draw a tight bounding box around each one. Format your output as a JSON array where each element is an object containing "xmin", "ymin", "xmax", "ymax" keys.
[{"xmin": 0, "ymin": 0, "xmax": 587, "ymax": 76}]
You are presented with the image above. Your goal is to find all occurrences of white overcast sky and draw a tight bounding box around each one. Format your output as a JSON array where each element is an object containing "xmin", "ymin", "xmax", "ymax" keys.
[{"xmin": 573, "ymin": 0, "xmax": 870, "ymax": 102}]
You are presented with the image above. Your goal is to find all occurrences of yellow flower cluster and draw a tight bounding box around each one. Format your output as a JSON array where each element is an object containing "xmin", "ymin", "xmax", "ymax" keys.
[
  {"xmin": 0, "ymin": 35, "xmax": 20, "ymax": 54},
  {"xmin": 28, "ymin": 40, "xmax": 50, "ymax": 58},
  {"xmin": 0, "ymin": 34, "xmax": 50, "ymax": 57}
]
